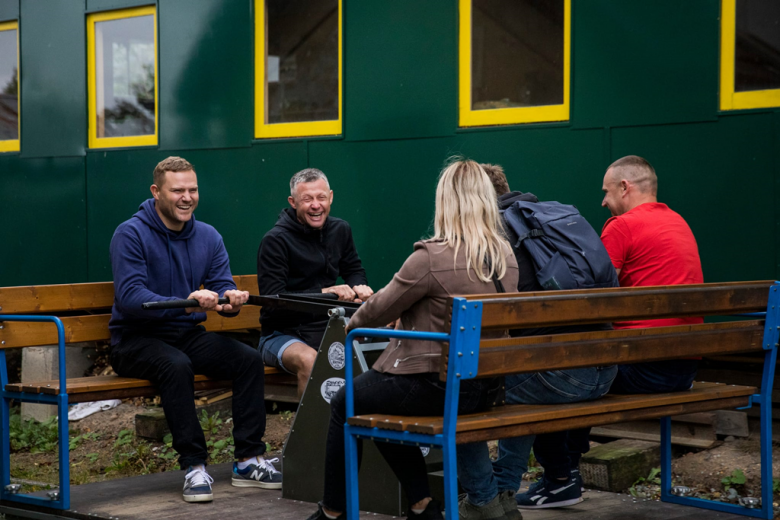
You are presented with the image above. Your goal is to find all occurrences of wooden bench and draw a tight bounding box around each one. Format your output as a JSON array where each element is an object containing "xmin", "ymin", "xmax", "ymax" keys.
[
  {"xmin": 0, "ymin": 275, "xmax": 296, "ymax": 510},
  {"xmin": 342, "ymin": 281, "xmax": 779, "ymax": 520}
]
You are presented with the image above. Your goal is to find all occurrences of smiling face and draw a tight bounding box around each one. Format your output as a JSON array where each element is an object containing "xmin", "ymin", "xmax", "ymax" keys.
[
  {"xmin": 288, "ymin": 178, "xmax": 333, "ymax": 229},
  {"xmin": 151, "ymin": 170, "xmax": 199, "ymax": 231},
  {"xmin": 601, "ymin": 168, "xmax": 627, "ymax": 217}
]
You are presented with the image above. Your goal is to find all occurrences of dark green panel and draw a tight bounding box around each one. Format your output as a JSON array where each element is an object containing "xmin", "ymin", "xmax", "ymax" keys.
[
  {"xmin": 86, "ymin": 143, "xmax": 308, "ymax": 281},
  {"xmin": 0, "ymin": 155, "xmax": 87, "ymax": 285},
  {"xmin": 0, "ymin": 0, "xmax": 18, "ymax": 22},
  {"xmin": 158, "ymin": 0, "xmax": 252, "ymax": 151},
  {"xmin": 344, "ymin": 0, "xmax": 457, "ymax": 141},
  {"xmin": 611, "ymin": 115, "xmax": 775, "ymax": 282},
  {"xmin": 19, "ymin": 0, "xmax": 86, "ymax": 158},
  {"xmin": 572, "ymin": 0, "xmax": 719, "ymax": 128},
  {"xmin": 87, "ymin": 0, "xmax": 156, "ymax": 13},
  {"xmin": 452, "ymin": 127, "xmax": 605, "ymax": 228}
]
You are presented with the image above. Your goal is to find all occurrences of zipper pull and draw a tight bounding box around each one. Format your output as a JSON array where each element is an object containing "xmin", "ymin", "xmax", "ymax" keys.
[{"xmin": 394, "ymin": 359, "xmax": 401, "ymax": 368}]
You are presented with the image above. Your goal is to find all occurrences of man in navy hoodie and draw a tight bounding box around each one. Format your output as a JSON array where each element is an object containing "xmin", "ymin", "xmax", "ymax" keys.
[
  {"xmin": 257, "ymin": 168, "xmax": 372, "ymax": 396},
  {"xmin": 109, "ymin": 156, "xmax": 282, "ymax": 503}
]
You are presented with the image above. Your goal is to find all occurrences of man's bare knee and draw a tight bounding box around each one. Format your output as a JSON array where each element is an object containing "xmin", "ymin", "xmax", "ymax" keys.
[{"xmin": 281, "ymin": 342, "xmax": 317, "ymax": 376}]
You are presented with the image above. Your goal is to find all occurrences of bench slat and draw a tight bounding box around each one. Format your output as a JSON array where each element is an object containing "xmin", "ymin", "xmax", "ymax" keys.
[
  {"xmin": 0, "ymin": 307, "xmax": 262, "ymax": 348},
  {"xmin": 454, "ymin": 395, "xmax": 751, "ymax": 444},
  {"xmin": 463, "ymin": 320, "xmax": 765, "ymax": 378},
  {"xmin": 0, "ymin": 275, "xmax": 259, "ymax": 314},
  {"xmin": 5, "ymin": 367, "xmax": 284, "ymax": 396},
  {"xmin": 470, "ymin": 281, "xmax": 773, "ymax": 330},
  {"xmin": 347, "ymin": 382, "xmax": 755, "ymax": 435}
]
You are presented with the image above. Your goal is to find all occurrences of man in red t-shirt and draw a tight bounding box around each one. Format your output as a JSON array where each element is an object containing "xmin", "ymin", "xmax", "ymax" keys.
[{"xmin": 600, "ymin": 155, "xmax": 704, "ymax": 393}]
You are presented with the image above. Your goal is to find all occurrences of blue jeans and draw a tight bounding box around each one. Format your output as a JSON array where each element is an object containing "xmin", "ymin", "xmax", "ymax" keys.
[
  {"xmin": 610, "ymin": 360, "xmax": 698, "ymax": 394},
  {"xmin": 457, "ymin": 367, "xmax": 617, "ymax": 504}
]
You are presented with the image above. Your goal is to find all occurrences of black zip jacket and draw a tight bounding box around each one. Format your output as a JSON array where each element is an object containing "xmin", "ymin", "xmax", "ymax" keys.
[{"xmin": 257, "ymin": 207, "xmax": 368, "ymax": 334}]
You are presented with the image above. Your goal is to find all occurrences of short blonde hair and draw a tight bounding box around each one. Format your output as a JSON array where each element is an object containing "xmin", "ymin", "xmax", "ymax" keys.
[
  {"xmin": 430, "ymin": 159, "xmax": 510, "ymax": 283},
  {"xmin": 153, "ymin": 157, "xmax": 195, "ymax": 187}
]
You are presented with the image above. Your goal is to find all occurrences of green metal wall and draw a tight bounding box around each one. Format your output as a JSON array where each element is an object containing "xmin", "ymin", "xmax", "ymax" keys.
[{"xmin": 0, "ymin": 0, "xmax": 777, "ymax": 289}]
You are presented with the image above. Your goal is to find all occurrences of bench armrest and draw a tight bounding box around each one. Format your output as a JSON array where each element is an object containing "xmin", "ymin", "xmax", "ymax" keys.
[
  {"xmin": 344, "ymin": 328, "xmax": 449, "ymax": 419},
  {"xmin": 0, "ymin": 315, "xmax": 67, "ymax": 394}
]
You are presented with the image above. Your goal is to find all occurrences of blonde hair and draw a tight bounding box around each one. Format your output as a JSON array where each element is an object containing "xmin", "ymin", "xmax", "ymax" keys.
[{"xmin": 430, "ymin": 159, "xmax": 510, "ymax": 283}]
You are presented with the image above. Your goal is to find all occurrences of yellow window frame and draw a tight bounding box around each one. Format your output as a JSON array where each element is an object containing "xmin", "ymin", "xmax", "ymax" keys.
[
  {"xmin": 459, "ymin": 0, "xmax": 571, "ymax": 127},
  {"xmin": 720, "ymin": 0, "xmax": 780, "ymax": 111},
  {"xmin": 87, "ymin": 5, "xmax": 158, "ymax": 149},
  {"xmin": 0, "ymin": 20, "xmax": 20, "ymax": 153},
  {"xmin": 254, "ymin": 0, "xmax": 342, "ymax": 139}
]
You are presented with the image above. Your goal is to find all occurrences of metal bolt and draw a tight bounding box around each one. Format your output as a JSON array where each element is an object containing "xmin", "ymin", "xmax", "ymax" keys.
[
  {"xmin": 4, "ymin": 484, "xmax": 21, "ymax": 494},
  {"xmin": 462, "ymin": 305, "xmax": 467, "ymax": 310},
  {"xmin": 1, "ymin": 341, "xmax": 4, "ymax": 345},
  {"xmin": 460, "ymin": 327, "xmax": 465, "ymax": 331},
  {"xmin": 739, "ymin": 496, "xmax": 760, "ymax": 509},
  {"xmin": 0, "ymin": 325, "xmax": 4, "ymax": 329},
  {"xmin": 47, "ymin": 490, "xmax": 60, "ymax": 500},
  {"xmin": 471, "ymin": 351, "xmax": 474, "ymax": 355},
  {"xmin": 670, "ymin": 486, "xmax": 691, "ymax": 497},
  {"xmin": 458, "ymin": 352, "xmax": 462, "ymax": 357},
  {"xmin": 472, "ymin": 326, "xmax": 476, "ymax": 330},
  {"xmin": 456, "ymin": 373, "xmax": 461, "ymax": 377},
  {"xmin": 474, "ymin": 304, "xmax": 478, "ymax": 308},
  {"xmin": 469, "ymin": 372, "xmax": 472, "ymax": 376}
]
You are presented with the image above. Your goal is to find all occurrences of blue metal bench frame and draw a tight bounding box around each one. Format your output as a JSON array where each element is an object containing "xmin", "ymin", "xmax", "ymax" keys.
[
  {"xmin": 0, "ymin": 316, "xmax": 70, "ymax": 510},
  {"xmin": 343, "ymin": 282, "xmax": 780, "ymax": 520}
]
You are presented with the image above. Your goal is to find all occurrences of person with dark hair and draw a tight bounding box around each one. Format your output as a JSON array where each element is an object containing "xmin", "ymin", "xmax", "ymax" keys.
[
  {"xmin": 109, "ymin": 157, "xmax": 282, "ymax": 504},
  {"xmin": 477, "ymin": 163, "xmax": 617, "ymax": 512},
  {"xmin": 256, "ymin": 168, "xmax": 373, "ymax": 396},
  {"xmin": 601, "ymin": 155, "xmax": 703, "ymax": 393}
]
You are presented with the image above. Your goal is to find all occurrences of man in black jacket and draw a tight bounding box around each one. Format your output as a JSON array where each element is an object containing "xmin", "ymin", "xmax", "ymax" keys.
[{"xmin": 257, "ymin": 168, "xmax": 372, "ymax": 395}]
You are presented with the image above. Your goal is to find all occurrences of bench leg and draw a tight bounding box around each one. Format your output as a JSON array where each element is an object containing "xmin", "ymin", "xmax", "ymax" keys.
[
  {"xmin": 442, "ymin": 437, "xmax": 458, "ymax": 520},
  {"xmin": 344, "ymin": 424, "xmax": 360, "ymax": 520},
  {"xmin": 660, "ymin": 415, "xmax": 672, "ymax": 501},
  {"xmin": 0, "ymin": 350, "xmax": 10, "ymax": 495}
]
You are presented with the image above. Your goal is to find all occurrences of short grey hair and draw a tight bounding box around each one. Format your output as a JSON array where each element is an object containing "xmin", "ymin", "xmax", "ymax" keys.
[{"xmin": 290, "ymin": 168, "xmax": 330, "ymax": 197}]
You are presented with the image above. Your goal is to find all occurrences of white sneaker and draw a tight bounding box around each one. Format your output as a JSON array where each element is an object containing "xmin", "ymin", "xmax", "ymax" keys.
[{"xmin": 183, "ymin": 466, "xmax": 214, "ymax": 503}]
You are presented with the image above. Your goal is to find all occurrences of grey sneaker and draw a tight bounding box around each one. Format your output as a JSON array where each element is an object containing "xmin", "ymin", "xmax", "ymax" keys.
[
  {"xmin": 183, "ymin": 466, "xmax": 213, "ymax": 503},
  {"xmin": 232, "ymin": 456, "xmax": 283, "ymax": 489},
  {"xmin": 498, "ymin": 490, "xmax": 522, "ymax": 520},
  {"xmin": 458, "ymin": 494, "xmax": 507, "ymax": 520}
]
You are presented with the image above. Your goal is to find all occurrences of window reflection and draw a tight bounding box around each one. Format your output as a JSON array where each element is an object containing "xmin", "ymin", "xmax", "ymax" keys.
[
  {"xmin": 735, "ymin": 0, "xmax": 780, "ymax": 93},
  {"xmin": 0, "ymin": 27, "xmax": 18, "ymax": 141},
  {"xmin": 471, "ymin": 0, "xmax": 564, "ymax": 110},
  {"xmin": 95, "ymin": 15, "xmax": 155, "ymax": 138},
  {"xmin": 265, "ymin": 0, "xmax": 338, "ymax": 124}
]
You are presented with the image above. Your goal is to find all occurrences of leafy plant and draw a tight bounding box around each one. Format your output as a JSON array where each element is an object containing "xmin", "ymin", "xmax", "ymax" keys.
[
  {"xmin": 8, "ymin": 412, "xmax": 75, "ymax": 453},
  {"xmin": 629, "ymin": 467, "xmax": 661, "ymax": 497},
  {"xmin": 722, "ymin": 469, "xmax": 746, "ymax": 490},
  {"xmin": 114, "ymin": 429, "xmax": 134, "ymax": 448},
  {"xmin": 773, "ymin": 478, "xmax": 780, "ymax": 493}
]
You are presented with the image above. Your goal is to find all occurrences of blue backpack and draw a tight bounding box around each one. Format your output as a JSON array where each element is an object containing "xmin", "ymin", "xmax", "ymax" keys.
[{"xmin": 502, "ymin": 201, "xmax": 619, "ymax": 290}]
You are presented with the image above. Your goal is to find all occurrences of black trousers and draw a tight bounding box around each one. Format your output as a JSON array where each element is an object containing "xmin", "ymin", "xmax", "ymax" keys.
[
  {"xmin": 110, "ymin": 326, "xmax": 267, "ymax": 468},
  {"xmin": 322, "ymin": 369, "xmax": 500, "ymax": 512}
]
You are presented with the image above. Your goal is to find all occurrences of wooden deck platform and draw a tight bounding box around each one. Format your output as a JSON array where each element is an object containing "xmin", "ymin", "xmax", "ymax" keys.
[{"xmin": 0, "ymin": 464, "xmax": 758, "ymax": 520}]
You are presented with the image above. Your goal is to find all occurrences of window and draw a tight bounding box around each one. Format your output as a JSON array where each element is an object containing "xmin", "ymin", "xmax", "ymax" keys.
[
  {"xmin": 87, "ymin": 6, "xmax": 157, "ymax": 148},
  {"xmin": 459, "ymin": 0, "xmax": 570, "ymax": 127},
  {"xmin": 720, "ymin": 0, "xmax": 780, "ymax": 110},
  {"xmin": 0, "ymin": 21, "xmax": 19, "ymax": 153},
  {"xmin": 255, "ymin": 0, "xmax": 342, "ymax": 138}
]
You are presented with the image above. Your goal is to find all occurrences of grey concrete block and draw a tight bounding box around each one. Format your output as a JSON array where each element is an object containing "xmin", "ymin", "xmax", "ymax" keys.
[
  {"xmin": 580, "ymin": 439, "xmax": 660, "ymax": 492},
  {"xmin": 21, "ymin": 343, "xmax": 97, "ymax": 422},
  {"xmin": 135, "ymin": 399, "xmax": 234, "ymax": 441}
]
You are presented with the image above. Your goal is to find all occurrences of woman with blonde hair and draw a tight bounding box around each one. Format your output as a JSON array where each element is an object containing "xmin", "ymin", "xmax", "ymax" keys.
[{"xmin": 307, "ymin": 159, "xmax": 520, "ymax": 520}]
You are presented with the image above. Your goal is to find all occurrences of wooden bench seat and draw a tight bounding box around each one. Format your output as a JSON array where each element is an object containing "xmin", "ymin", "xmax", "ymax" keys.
[
  {"xmin": 5, "ymin": 366, "xmax": 292, "ymax": 403},
  {"xmin": 348, "ymin": 381, "xmax": 756, "ymax": 440},
  {"xmin": 342, "ymin": 280, "xmax": 779, "ymax": 520}
]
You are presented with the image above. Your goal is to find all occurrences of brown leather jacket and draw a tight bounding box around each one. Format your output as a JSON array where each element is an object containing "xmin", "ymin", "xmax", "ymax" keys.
[{"xmin": 348, "ymin": 240, "xmax": 519, "ymax": 375}]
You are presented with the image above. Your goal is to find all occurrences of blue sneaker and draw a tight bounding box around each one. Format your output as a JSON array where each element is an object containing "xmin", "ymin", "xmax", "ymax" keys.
[
  {"xmin": 183, "ymin": 466, "xmax": 213, "ymax": 503},
  {"xmin": 232, "ymin": 456, "xmax": 282, "ymax": 489},
  {"xmin": 515, "ymin": 475, "xmax": 582, "ymax": 509}
]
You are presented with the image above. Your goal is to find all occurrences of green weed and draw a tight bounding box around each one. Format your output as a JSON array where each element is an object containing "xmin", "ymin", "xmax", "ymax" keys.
[{"xmin": 722, "ymin": 469, "xmax": 746, "ymax": 490}]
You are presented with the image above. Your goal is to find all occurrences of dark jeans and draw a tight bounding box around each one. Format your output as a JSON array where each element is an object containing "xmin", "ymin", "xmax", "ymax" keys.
[
  {"xmin": 610, "ymin": 360, "xmax": 699, "ymax": 394},
  {"xmin": 323, "ymin": 369, "xmax": 500, "ymax": 512},
  {"xmin": 533, "ymin": 360, "xmax": 700, "ymax": 480},
  {"xmin": 110, "ymin": 326, "xmax": 267, "ymax": 468}
]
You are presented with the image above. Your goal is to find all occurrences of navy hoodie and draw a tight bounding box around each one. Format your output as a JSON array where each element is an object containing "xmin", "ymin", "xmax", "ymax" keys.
[{"xmin": 108, "ymin": 199, "xmax": 237, "ymax": 345}]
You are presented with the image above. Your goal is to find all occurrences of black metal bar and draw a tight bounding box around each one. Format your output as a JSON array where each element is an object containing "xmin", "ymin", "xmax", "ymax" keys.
[{"xmin": 141, "ymin": 292, "xmax": 361, "ymax": 316}]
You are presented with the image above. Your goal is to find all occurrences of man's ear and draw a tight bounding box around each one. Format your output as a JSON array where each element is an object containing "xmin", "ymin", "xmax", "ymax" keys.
[
  {"xmin": 620, "ymin": 179, "xmax": 630, "ymax": 196},
  {"xmin": 288, "ymin": 195, "xmax": 296, "ymax": 209},
  {"xmin": 151, "ymin": 184, "xmax": 160, "ymax": 200},
  {"xmin": 329, "ymin": 190, "xmax": 334, "ymax": 204}
]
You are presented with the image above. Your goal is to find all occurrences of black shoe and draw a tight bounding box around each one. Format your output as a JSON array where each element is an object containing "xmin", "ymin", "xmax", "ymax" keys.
[
  {"xmin": 306, "ymin": 502, "xmax": 345, "ymax": 520},
  {"xmin": 572, "ymin": 468, "xmax": 585, "ymax": 493},
  {"xmin": 515, "ymin": 475, "xmax": 583, "ymax": 509},
  {"xmin": 408, "ymin": 499, "xmax": 444, "ymax": 519}
]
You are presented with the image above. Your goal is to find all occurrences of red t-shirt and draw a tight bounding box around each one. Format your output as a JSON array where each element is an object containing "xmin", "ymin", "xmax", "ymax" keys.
[{"xmin": 601, "ymin": 202, "xmax": 704, "ymax": 330}]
